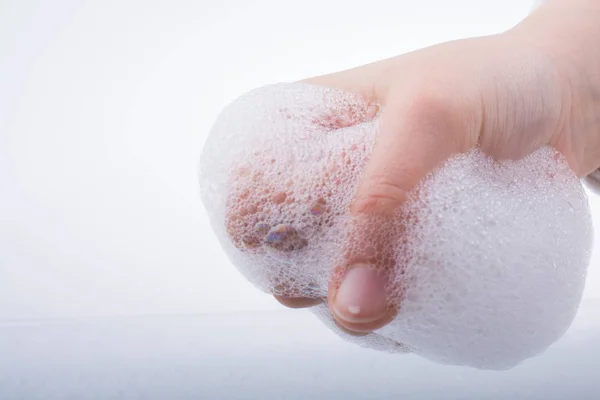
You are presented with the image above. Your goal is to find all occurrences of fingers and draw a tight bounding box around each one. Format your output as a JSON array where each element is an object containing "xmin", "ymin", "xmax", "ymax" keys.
[
  {"xmin": 273, "ymin": 295, "xmax": 324, "ymax": 309},
  {"xmin": 329, "ymin": 89, "xmax": 478, "ymax": 332},
  {"xmin": 328, "ymin": 262, "xmax": 397, "ymax": 333},
  {"xmin": 353, "ymin": 92, "xmax": 477, "ymax": 216}
]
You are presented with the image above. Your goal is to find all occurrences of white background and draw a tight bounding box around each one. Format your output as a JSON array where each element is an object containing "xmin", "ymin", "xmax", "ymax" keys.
[{"xmin": 1, "ymin": 0, "xmax": 598, "ymax": 321}]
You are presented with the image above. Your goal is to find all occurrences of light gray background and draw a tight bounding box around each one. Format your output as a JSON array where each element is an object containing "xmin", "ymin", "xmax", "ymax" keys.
[
  {"xmin": 1, "ymin": 0, "xmax": 598, "ymax": 320},
  {"xmin": 1, "ymin": 1, "xmax": 600, "ymax": 398}
]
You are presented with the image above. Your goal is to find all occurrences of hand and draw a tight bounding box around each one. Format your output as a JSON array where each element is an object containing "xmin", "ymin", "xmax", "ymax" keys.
[{"xmin": 226, "ymin": 0, "xmax": 600, "ymax": 335}]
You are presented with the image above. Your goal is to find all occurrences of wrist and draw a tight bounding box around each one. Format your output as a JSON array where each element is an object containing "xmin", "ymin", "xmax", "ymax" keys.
[
  {"xmin": 508, "ymin": 1, "xmax": 600, "ymax": 176},
  {"xmin": 517, "ymin": 0, "xmax": 600, "ymax": 94}
]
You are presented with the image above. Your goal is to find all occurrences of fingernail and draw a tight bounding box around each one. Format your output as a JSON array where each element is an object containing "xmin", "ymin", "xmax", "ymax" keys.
[{"xmin": 332, "ymin": 264, "xmax": 388, "ymax": 324}]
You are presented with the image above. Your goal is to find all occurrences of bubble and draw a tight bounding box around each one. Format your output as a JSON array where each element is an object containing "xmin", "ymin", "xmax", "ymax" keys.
[
  {"xmin": 199, "ymin": 82, "xmax": 594, "ymax": 370},
  {"xmin": 264, "ymin": 224, "xmax": 307, "ymax": 252},
  {"xmin": 309, "ymin": 198, "xmax": 327, "ymax": 216}
]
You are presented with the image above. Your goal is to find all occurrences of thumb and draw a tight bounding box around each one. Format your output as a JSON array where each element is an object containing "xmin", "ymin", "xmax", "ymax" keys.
[{"xmin": 328, "ymin": 90, "xmax": 477, "ymax": 333}]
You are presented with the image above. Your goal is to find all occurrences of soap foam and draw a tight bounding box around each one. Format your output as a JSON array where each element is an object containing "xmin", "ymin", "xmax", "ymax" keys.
[{"xmin": 199, "ymin": 83, "xmax": 593, "ymax": 370}]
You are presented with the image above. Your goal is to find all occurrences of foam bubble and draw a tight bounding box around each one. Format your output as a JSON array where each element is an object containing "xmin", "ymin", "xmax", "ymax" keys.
[{"xmin": 199, "ymin": 83, "xmax": 593, "ymax": 370}]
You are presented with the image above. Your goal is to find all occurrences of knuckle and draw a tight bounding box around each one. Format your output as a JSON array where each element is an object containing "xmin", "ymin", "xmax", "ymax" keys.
[
  {"xmin": 353, "ymin": 173, "xmax": 408, "ymax": 216},
  {"xmin": 400, "ymin": 86, "xmax": 476, "ymax": 145}
]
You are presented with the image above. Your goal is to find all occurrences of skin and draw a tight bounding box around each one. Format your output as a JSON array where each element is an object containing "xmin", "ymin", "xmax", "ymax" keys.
[{"xmin": 232, "ymin": 0, "xmax": 600, "ymax": 335}]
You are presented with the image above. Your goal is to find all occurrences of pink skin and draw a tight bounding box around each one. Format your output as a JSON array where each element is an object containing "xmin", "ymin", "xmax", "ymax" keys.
[{"xmin": 230, "ymin": 0, "xmax": 600, "ymax": 336}]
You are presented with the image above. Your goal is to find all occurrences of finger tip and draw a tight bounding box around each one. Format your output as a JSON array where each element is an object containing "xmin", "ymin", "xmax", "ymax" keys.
[
  {"xmin": 329, "ymin": 264, "xmax": 396, "ymax": 332},
  {"xmin": 274, "ymin": 295, "xmax": 323, "ymax": 309}
]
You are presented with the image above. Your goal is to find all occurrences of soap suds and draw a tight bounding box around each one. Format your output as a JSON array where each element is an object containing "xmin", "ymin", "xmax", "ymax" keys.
[{"xmin": 199, "ymin": 83, "xmax": 593, "ymax": 370}]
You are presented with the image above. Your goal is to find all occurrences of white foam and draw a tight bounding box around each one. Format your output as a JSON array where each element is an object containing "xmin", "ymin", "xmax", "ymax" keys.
[{"xmin": 199, "ymin": 83, "xmax": 593, "ymax": 370}]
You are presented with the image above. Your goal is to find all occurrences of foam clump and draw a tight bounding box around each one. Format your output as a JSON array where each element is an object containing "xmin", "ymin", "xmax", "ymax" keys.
[{"xmin": 199, "ymin": 82, "xmax": 593, "ymax": 370}]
